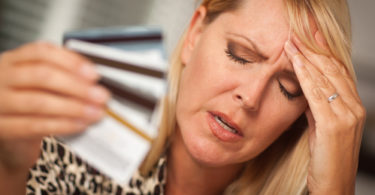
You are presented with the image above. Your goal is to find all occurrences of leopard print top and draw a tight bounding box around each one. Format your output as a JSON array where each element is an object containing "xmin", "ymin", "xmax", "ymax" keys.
[{"xmin": 26, "ymin": 137, "xmax": 167, "ymax": 195}]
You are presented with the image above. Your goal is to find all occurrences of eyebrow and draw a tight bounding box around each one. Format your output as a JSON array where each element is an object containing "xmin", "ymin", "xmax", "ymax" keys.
[
  {"xmin": 227, "ymin": 32, "xmax": 297, "ymax": 80},
  {"xmin": 227, "ymin": 32, "xmax": 269, "ymax": 61}
]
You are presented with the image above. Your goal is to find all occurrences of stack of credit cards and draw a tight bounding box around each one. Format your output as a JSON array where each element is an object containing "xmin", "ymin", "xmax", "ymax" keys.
[{"xmin": 58, "ymin": 27, "xmax": 167, "ymax": 184}]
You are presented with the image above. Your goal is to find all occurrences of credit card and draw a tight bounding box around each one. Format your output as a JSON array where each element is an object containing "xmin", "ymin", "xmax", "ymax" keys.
[{"xmin": 58, "ymin": 27, "xmax": 167, "ymax": 184}]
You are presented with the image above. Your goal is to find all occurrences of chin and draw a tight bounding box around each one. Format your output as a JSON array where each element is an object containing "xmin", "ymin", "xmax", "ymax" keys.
[
  {"xmin": 183, "ymin": 135, "xmax": 242, "ymax": 168},
  {"xmin": 176, "ymin": 111, "xmax": 251, "ymax": 167}
]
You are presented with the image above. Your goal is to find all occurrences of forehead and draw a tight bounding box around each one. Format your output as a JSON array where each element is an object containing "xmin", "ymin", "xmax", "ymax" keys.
[{"xmin": 216, "ymin": 0, "xmax": 290, "ymax": 59}]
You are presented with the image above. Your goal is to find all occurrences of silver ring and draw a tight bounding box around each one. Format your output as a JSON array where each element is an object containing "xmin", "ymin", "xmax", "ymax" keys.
[{"xmin": 328, "ymin": 93, "xmax": 339, "ymax": 103}]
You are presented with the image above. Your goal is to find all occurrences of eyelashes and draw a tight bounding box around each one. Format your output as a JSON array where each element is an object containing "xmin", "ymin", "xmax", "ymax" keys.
[
  {"xmin": 225, "ymin": 43, "xmax": 254, "ymax": 65},
  {"xmin": 278, "ymin": 80, "xmax": 294, "ymax": 100},
  {"xmin": 225, "ymin": 43, "xmax": 301, "ymax": 101},
  {"xmin": 225, "ymin": 48, "xmax": 251, "ymax": 65},
  {"xmin": 277, "ymin": 80, "xmax": 302, "ymax": 100}
]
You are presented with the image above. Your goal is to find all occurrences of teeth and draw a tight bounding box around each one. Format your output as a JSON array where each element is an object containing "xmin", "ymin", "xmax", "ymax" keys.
[{"xmin": 214, "ymin": 116, "xmax": 238, "ymax": 134}]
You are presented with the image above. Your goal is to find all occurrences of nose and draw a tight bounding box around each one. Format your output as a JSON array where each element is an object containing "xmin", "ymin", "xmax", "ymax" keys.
[{"xmin": 232, "ymin": 76, "xmax": 269, "ymax": 112}]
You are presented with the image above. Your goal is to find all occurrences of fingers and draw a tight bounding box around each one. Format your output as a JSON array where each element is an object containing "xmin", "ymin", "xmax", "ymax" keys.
[
  {"xmin": 0, "ymin": 41, "xmax": 113, "ymax": 140},
  {"xmin": 292, "ymin": 33, "xmax": 364, "ymax": 119},
  {"xmin": 293, "ymin": 33, "xmax": 360, "ymax": 103},
  {"xmin": 0, "ymin": 90, "xmax": 105, "ymax": 121},
  {"xmin": 0, "ymin": 64, "xmax": 110, "ymax": 104},
  {"xmin": 292, "ymin": 50, "xmax": 349, "ymax": 116},
  {"xmin": 0, "ymin": 42, "xmax": 110, "ymax": 168},
  {"xmin": 0, "ymin": 41, "xmax": 99, "ymax": 81},
  {"xmin": 288, "ymin": 32, "xmax": 366, "ymax": 193},
  {"xmin": 0, "ymin": 116, "xmax": 88, "ymax": 139},
  {"xmin": 284, "ymin": 39, "xmax": 366, "ymax": 131},
  {"xmin": 285, "ymin": 42, "xmax": 341, "ymax": 120}
]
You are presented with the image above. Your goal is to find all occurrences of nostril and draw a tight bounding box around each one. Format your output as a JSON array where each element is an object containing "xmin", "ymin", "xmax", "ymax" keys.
[{"xmin": 236, "ymin": 95, "xmax": 242, "ymax": 100}]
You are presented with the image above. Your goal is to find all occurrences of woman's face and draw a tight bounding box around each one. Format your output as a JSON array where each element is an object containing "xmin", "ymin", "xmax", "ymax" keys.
[{"xmin": 176, "ymin": 0, "xmax": 307, "ymax": 167}]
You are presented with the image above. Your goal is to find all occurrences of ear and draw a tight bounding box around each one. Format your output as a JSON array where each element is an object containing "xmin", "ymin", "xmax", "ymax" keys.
[{"xmin": 180, "ymin": 6, "xmax": 207, "ymax": 66}]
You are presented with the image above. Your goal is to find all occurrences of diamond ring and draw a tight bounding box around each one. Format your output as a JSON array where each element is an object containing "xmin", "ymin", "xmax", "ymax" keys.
[{"xmin": 328, "ymin": 93, "xmax": 339, "ymax": 103}]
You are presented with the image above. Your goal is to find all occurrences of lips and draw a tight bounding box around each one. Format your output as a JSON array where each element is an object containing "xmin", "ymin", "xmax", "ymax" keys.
[{"xmin": 207, "ymin": 111, "xmax": 243, "ymax": 142}]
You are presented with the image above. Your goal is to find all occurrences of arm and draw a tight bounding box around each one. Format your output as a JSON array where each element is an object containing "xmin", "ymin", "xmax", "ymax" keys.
[{"xmin": 284, "ymin": 32, "xmax": 365, "ymax": 194}]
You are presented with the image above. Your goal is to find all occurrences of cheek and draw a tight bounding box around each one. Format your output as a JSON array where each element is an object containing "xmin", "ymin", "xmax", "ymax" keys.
[
  {"xmin": 267, "ymin": 101, "xmax": 306, "ymax": 138},
  {"xmin": 246, "ymin": 89, "xmax": 307, "ymax": 154},
  {"xmin": 176, "ymin": 43, "xmax": 231, "ymax": 115},
  {"xmin": 266, "ymin": 104, "xmax": 304, "ymax": 132},
  {"xmin": 271, "ymin": 95, "xmax": 306, "ymax": 129},
  {"xmin": 270, "ymin": 80, "xmax": 307, "ymax": 123}
]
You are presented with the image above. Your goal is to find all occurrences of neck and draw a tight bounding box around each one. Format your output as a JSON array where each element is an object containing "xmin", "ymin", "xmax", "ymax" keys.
[{"xmin": 165, "ymin": 131, "xmax": 244, "ymax": 195}]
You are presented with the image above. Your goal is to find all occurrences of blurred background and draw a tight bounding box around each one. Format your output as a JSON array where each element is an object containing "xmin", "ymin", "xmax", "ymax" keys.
[{"xmin": 0, "ymin": 0, "xmax": 373, "ymax": 193}]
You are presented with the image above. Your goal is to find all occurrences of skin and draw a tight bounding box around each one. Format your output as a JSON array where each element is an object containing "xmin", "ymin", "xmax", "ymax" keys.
[
  {"xmin": 0, "ymin": 42, "xmax": 110, "ymax": 194},
  {"xmin": 175, "ymin": 0, "xmax": 306, "ymax": 167},
  {"xmin": 167, "ymin": 0, "xmax": 365, "ymax": 195},
  {"xmin": 167, "ymin": 1, "xmax": 306, "ymax": 194},
  {"xmin": 0, "ymin": 0, "xmax": 365, "ymax": 195},
  {"xmin": 285, "ymin": 34, "xmax": 365, "ymax": 194}
]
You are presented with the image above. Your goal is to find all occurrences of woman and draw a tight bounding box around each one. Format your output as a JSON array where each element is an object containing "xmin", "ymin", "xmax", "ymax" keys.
[{"xmin": 0, "ymin": 0, "xmax": 365, "ymax": 194}]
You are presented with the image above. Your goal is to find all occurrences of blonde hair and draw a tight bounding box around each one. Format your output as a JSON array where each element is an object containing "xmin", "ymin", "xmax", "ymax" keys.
[{"xmin": 140, "ymin": 0, "xmax": 353, "ymax": 194}]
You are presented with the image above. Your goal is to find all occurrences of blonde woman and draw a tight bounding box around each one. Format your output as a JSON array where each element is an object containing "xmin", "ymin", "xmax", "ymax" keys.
[{"xmin": 0, "ymin": 0, "xmax": 365, "ymax": 194}]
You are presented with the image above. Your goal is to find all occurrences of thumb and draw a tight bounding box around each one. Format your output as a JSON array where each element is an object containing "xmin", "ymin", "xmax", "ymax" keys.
[
  {"xmin": 305, "ymin": 107, "xmax": 316, "ymax": 152},
  {"xmin": 305, "ymin": 107, "xmax": 315, "ymax": 130}
]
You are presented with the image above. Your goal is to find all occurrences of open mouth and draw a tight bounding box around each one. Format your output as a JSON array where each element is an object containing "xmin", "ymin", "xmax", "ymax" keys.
[
  {"xmin": 207, "ymin": 111, "xmax": 243, "ymax": 142},
  {"xmin": 213, "ymin": 115, "xmax": 239, "ymax": 135}
]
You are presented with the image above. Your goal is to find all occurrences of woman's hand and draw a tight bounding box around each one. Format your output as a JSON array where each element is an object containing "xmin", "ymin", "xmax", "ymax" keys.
[
  {"xmin": 284, "ymin": 32, "xmax": 366, "ymax": 195},
  {"xmin": 0, "ymin": 42, "xmax": 110, "ymax": 173}
]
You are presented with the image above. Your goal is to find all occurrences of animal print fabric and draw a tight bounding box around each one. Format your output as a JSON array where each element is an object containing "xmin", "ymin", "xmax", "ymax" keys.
[{"xmin": 26, "ymin": 137, "xmax": 167, "ymax": 195}]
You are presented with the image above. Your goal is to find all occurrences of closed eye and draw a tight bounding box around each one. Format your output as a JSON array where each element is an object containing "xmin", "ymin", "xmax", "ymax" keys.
[
  {"xmin": 225, "ymin": 48, "xmax": 251, "ymax": 64},
  {"xmin": 225, "ymin": 41, "xmax": 262, "ymax": 65},
  {"xmin": 277, "ymin": 79, "xmax": 302, "ymax": 100}
]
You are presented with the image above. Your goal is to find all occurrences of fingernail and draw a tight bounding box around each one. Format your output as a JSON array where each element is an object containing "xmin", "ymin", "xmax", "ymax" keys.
[
  {"xmin": 285, "ymin": 41, "xmax": 298, "ymax": 55},
  {"xmin": 314, "ymin": 31, "xmax": 326, "ymax": 47},
  {"xmin": 85, "ymin": 106, "xmax": 104, "ymax": 118},
  {"xmin": 89, "ymin": 86, "xmax": 110, "ymax": 103},
  {"xmin": 80, "ymin": 63, "xmax": 99, "ymax": 80},
  {"xmin": 75, "ymin": 120, "xmax": 87, "ymax": 130}
]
